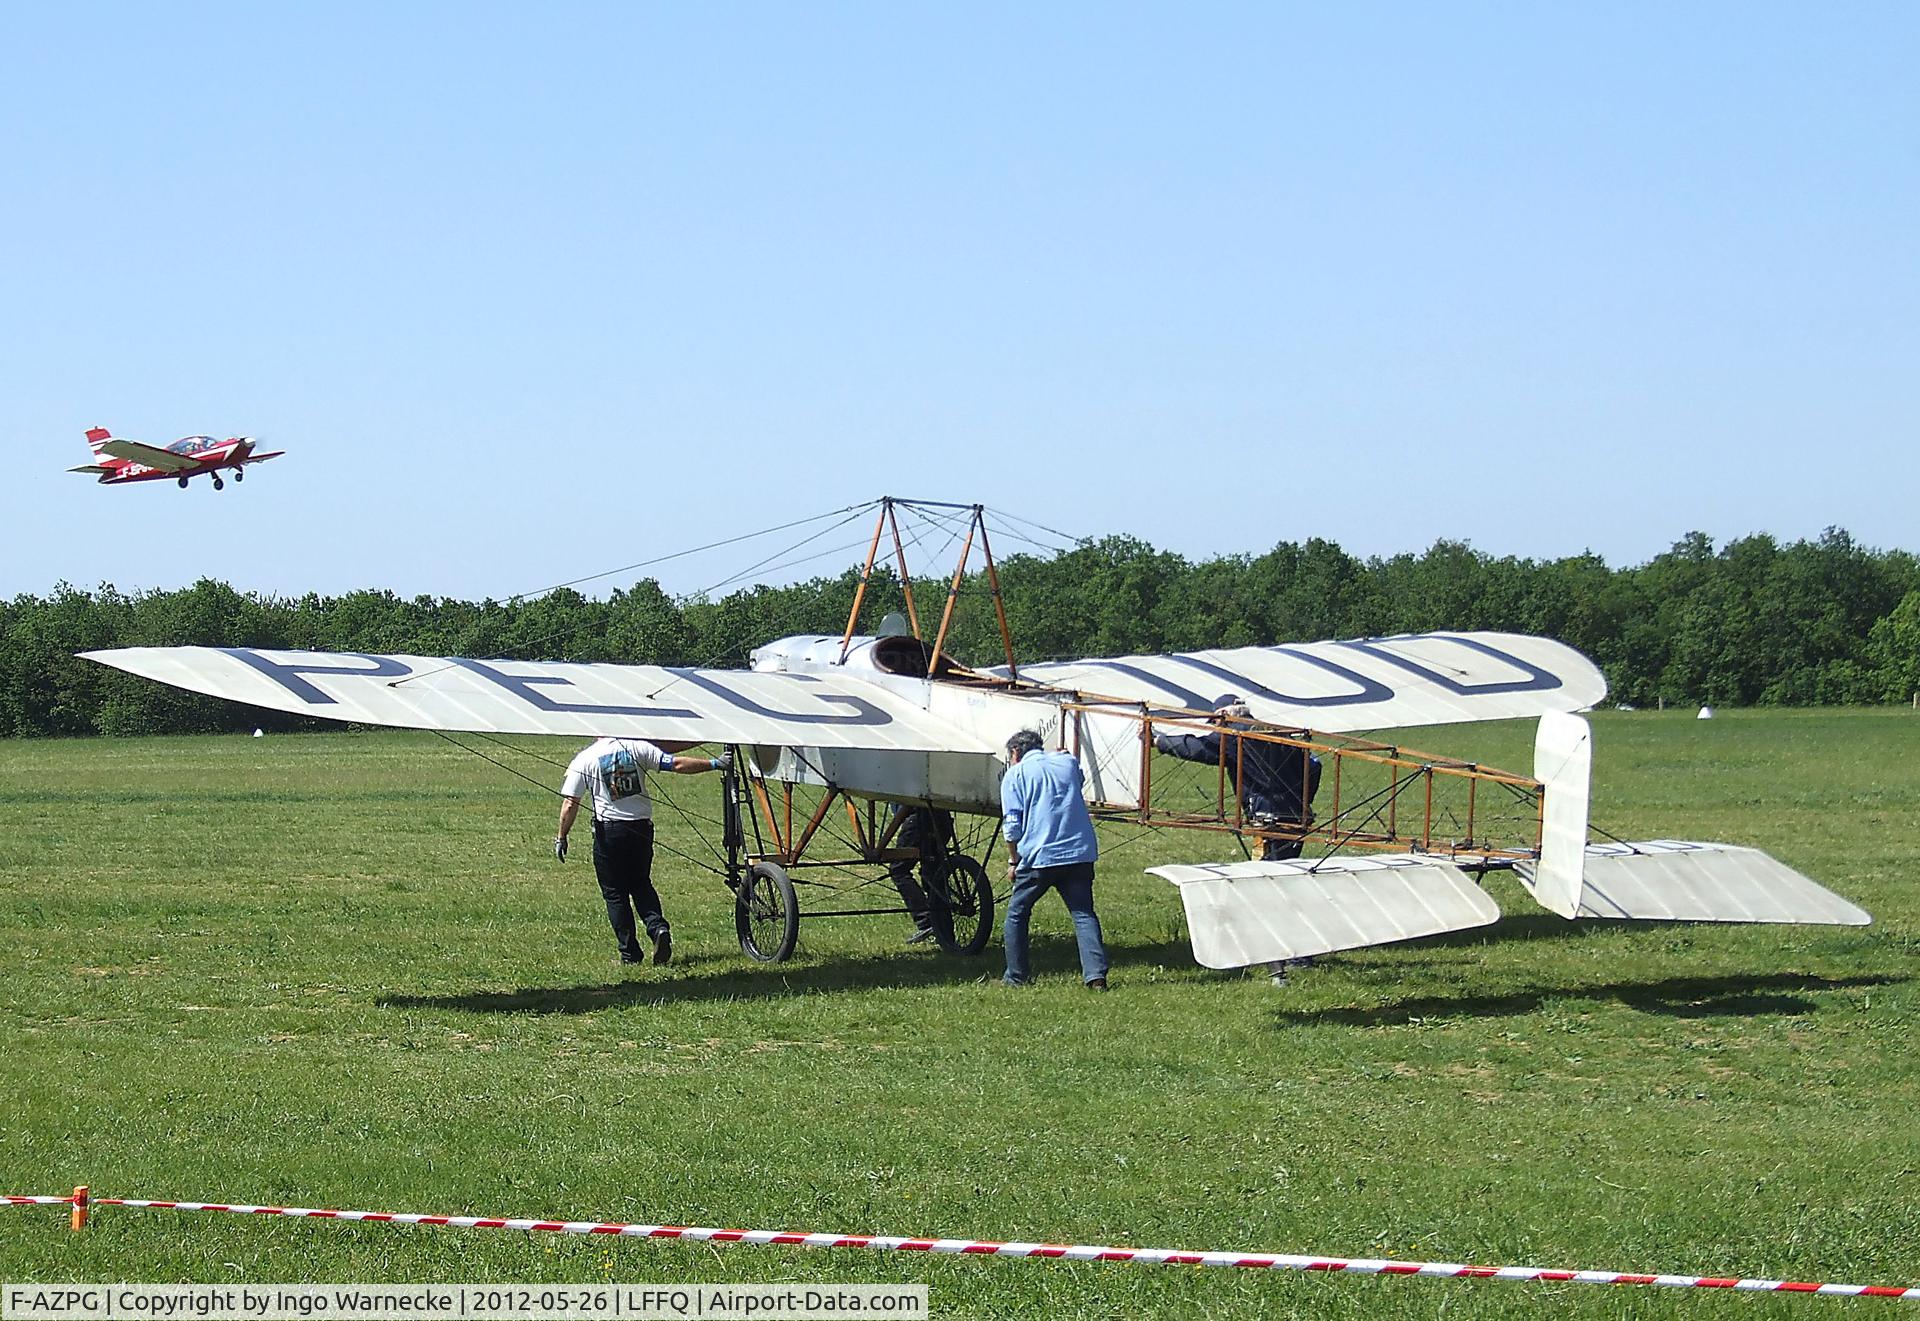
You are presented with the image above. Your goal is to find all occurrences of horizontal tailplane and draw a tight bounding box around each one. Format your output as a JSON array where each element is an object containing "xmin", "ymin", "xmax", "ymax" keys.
[
  {"xmin": 1148, "ymin": 855, "xmax": 1501, "ymax": 968},
  {"xmin": 1514, "ymin": 840, "xmax": 1870, "ymax": 926}
]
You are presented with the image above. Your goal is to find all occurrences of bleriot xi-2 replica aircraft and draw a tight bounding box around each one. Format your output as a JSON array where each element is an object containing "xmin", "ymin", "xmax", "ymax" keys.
[
  {"xmin": 81, "ymin": 498, "xmax": 1869, "ymax": 969},
  {"xmin": 68, "ymin": 425, "xmax": 283, "ymax": 490}
]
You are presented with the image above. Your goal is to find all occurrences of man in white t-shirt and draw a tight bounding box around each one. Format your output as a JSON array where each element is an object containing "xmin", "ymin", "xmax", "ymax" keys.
[{"xmin": 556, "ymin": 736, "xmax": 731, "ymax": 967}]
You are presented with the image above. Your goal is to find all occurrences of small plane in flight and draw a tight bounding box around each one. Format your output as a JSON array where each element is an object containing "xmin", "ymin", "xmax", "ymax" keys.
[{"xmin": 68, "ymin": 426, "xmax": 283, "ymax": 490}]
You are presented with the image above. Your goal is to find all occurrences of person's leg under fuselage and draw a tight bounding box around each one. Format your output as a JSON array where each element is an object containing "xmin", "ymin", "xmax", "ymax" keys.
[
  {"xmin": 1261, "ymin": 836, "xmax": 1303, "ymax": 862},
  {"xmin": 888, "ymin": 805, "xmax": 935, "ymax": 938}
]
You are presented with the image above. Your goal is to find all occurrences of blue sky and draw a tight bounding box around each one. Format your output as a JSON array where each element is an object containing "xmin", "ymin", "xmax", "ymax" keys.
[{"xmin": 4, "ymin": 2, "xmax": 1915, "ymax": 602}]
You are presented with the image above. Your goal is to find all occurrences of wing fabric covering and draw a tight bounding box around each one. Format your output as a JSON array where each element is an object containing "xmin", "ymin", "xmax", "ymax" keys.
[
  {"xmin": 1008, "ymin": 631, "xmax": 1607, "ymax": 733},
  {"xmin": 81, "ymin": 647, "xmax": 991, "ymax": 753},
  {"xmin": 1516, "ymin": 841, "xmax": 1871, "ymax": 926},
  {"xmin": 1148, "ymin": 856, "xmax": 1502, "ymax": 967},
  {"xmin": 97, "ymin": 439, "xmax": 197, "ymax": 471}
]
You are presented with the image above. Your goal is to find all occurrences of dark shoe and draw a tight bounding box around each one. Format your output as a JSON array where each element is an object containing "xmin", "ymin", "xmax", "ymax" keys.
[
  {"xmin": 905, "ymin": 925, "xmax": 937, "ymax": 946},
  {"xmin": 1086, "ymin": 977, "xmax": 1109, "ymax": 991},
  {"xmin": 651, "ymin": 929, "xmax": 673, "ymax": 966}
]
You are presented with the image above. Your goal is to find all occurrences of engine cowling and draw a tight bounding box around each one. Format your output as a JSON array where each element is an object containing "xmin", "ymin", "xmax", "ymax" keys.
[{"xmin": 750, "ymin": 634, "xmax": 943, "ymax": 678}]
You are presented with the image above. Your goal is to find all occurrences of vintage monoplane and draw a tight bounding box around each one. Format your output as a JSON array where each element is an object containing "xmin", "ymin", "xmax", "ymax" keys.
[{"xmin": 81, "ymin": 498, "xmax": 1870, "ymax": 969}]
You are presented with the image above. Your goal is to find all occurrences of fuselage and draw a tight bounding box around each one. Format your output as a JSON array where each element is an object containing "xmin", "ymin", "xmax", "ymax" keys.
[
  {"xmin": 746, "ymin": 634, "xmax": 1102, "ymax": 815},
  {"xmin": 96, "ymin": 436, "xmax": 254, "ymax": 483}
]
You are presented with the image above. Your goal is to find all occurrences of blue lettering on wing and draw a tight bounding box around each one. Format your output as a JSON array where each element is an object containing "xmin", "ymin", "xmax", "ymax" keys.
[
  {"xmin": 219, "ymin": 649, "xmax": 414, "ymax": 705},
  {"xmin": 452, "ymin": 659, "xmax": 699, "ymax": 719},
  {"xmin": 664, "ymin": 669, "xmax": 894, "ymax": 726},
  {"xmin": 1070, "ymin": 660, "xmax": 1214, "ymax": 711},
  {"xmin": 1163, "ymin": 650, "xmax": 1395, "ymax": 707},
  {"xmin": 1337, "ymin": 635, "xmax": 1563, "ymax": 696}
]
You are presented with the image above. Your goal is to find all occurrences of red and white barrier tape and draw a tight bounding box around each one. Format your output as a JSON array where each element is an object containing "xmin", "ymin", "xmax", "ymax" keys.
[{"xmin": 8, "ymin": 1193, "xmax": 1918, "ymax": 1300}]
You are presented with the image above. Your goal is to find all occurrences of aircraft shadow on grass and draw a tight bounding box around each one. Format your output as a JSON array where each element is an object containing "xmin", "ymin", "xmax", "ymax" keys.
[
  {"xmin": 378, "ymin": 933, "xmax": 1129, "ymax": 1014},
  {"xmin": 1270, "ymin": 970, "xmax": 1906, "ymax": 1029}
]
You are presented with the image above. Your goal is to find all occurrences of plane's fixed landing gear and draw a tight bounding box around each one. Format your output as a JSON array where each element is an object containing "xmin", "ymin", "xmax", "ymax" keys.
[
  {"xmin": 232, "ymin": 467, "xmax": 243, "ymax": 482},
  {"xmin": 212, "ymin": 476, "xmax": 225, "ymax": 491},
  {"xmin": 177, "ymin": 476, "xmax": 189, "ymax": 489}
]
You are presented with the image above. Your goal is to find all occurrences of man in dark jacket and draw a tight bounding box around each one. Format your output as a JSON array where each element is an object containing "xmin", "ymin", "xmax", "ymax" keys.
[{"xmin": 1153, "ymin": 696, "xmax": 1322, "ymax": 861}]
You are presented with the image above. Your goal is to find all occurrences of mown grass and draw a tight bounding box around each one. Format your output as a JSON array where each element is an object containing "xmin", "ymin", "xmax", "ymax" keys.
[{"xmin": 1, "ymin": 710, "xmax": 1915, "ymax": 1318}]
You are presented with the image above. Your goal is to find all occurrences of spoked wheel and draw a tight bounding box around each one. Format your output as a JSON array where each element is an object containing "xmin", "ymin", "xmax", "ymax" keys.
[
  {"xmin": 927, "ymin": 854, "xmax": 994, "ymax": 956},
  {"xmin": 735, "ymin": 861, "xmax": 799, "ymax": 962}
]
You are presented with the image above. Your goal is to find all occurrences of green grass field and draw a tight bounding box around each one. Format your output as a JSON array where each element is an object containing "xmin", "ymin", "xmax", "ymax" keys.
[{"xmin": 2, "ymin": 711, "xmax": 1916, "ymax": 1317}]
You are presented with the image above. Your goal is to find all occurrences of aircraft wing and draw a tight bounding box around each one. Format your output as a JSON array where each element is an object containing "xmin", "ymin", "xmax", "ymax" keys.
[
  {"xmin": 98, "ymin": 439, "xmax": 197, "ymax": 471},
  {"xmin": 1149, "ymin": 855, "xmax": 1503, "ymax": 966},
  {"xmin": 1008, "ymin": 631, "xmax": 1607, "ymax": 733},
  {"xmin": 81, "ymin": 647, "xmax": 993, "ymax": 753}
]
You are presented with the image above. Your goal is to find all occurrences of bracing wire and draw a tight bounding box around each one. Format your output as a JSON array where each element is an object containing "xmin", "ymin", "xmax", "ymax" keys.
[
  {"xmin": 420, "ymin": 498, "xmax": 1099, "ymax": 890},
  {"xmin": 431, "ymin": 729, "xmax": 728, "ymax": 876},
  {"xmin": 506, "ymin": 501, "xmax": 880, "ymax": 603}
]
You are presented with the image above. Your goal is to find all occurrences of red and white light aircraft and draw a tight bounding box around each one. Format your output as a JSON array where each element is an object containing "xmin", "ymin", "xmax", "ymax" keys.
[{"xmin": 67, "ymin": 426, "xmax": 284, "ymax": 490}]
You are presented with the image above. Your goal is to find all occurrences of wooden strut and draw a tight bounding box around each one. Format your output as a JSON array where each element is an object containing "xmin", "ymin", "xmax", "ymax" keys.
[
  {"xmin": 927, "ymin": 513, "xmax": 977, "ymax": 678},
  {"xmin": 840, "ymin": 502, "xmax": 890, "ymax": 661},
  {"xmin": 885, "ymin": 501, "xmax": 922, "ymax": 639},
  {"xmin": 977, "ymin": 510, "xmax": 1019, "ymax": 679}
]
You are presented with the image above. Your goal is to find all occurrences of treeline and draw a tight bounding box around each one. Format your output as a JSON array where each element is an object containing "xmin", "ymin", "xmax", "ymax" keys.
[{"xmin": 4, "ymin": 527, "xmax": 1918, "ymax": 738}]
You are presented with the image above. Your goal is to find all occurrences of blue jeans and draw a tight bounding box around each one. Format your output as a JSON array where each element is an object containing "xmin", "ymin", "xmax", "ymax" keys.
[{"xmin": 1003, "ymin": 860, "xmax": 1108, "ymax": 985}]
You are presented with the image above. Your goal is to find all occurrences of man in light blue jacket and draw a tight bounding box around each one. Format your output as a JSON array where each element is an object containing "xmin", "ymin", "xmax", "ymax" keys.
[{"xmin": 999, "ymin": 729, "xmax": 1108, "ymax": 989}]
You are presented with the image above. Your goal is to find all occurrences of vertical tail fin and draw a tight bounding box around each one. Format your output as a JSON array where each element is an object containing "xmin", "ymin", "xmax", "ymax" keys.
[
  {"xmin": 1522, "ymin": 711, "xmax": 1592, "ymax": 918},
  {"xmin": 85, "ymin": 426, "xmax": 113, "ymax": 454}
]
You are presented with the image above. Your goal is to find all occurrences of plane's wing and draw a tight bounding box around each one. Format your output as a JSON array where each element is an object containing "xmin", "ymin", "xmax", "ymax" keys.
[
  {"xmin": 1150, "ymin": 855, "xmax": 1503, "ymax": 966},
  {"xmin": 82, "ymin": 647, "xmax": 993, "ymax": 753},
  {"xmin": 68, "ymin": 464, "xmax": 116, "ymax": 475},
  {"xmin": 1005, "ymin": 631, "xmax": 1607, "ymax": 733},
  {"xmin": 98, "ymin": 439, "xmax": 196, "ymax": 471}
]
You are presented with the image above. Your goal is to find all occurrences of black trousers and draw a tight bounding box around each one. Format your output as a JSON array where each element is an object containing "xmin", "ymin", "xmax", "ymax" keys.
[
  {"xmin": 885, "ymin": 804, "xmax": 951, "ymax": 926},
  {"xmin": 592, "ymin": 819, "xmax": 667, "ymax": 961}
]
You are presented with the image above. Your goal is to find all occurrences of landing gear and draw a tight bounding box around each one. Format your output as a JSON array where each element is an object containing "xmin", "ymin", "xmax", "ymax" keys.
[
  {"xmin": 735, "ymin": 861, "xmax": 800, "ymax": 962},
  {"xmin": 212, "ymin": 476, "xmax": 225, "ymax": 491},
  {"xmin": 926, "ymin": 854, "xmax": 994, "ymax": 956},
  {"xmin": 232, "ymin": 467, "xmax": 243, "ymax": 482},
  {"xmin": 177, "ymin": 475, "xmax": 189, "ymax": 489}
]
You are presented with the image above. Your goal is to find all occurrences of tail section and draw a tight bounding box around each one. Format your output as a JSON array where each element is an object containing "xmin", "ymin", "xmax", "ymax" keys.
[
  {"xmin": 85, "ymin": 426, "xmax": 113, "ymax": 455},
  {"xmin": 1513, "ymin": 712, "xmax": 1870, "ymax": 927},
  {"xmin": 1523, "ymin": 710, "xmax": 1593, "ymax": 918}
]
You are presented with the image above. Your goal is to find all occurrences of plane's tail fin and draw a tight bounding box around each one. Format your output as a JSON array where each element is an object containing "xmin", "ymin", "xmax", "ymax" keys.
[{"xmin": 85, "ymin": 426, "xmax": 113, "ymax": 455}]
